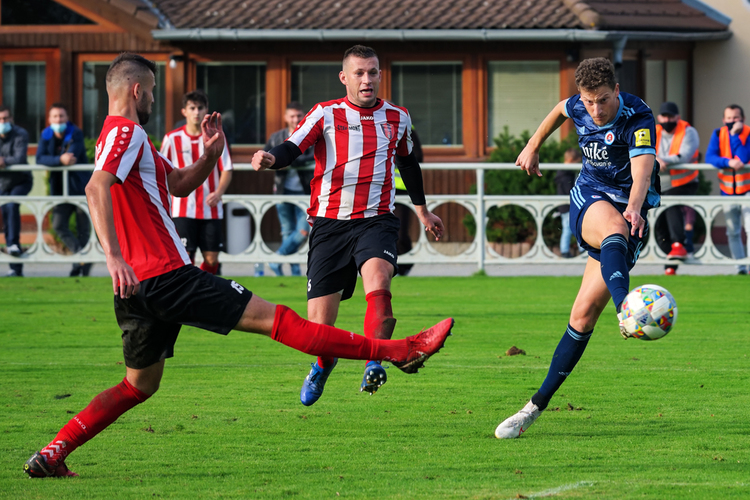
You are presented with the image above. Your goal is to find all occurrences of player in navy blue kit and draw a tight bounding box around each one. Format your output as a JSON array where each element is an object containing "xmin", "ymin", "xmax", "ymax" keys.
[{"xmin": 495, "ymin": 58, "xmax": 661, "ymax": 438}]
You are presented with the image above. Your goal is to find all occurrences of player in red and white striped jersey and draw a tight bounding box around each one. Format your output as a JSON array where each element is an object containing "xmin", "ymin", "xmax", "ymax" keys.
[
  {"xmin": 161, "ymin": 90, "xmax": 233, "ymax": 275},
  {"xmin": 253, "ymin": 45, "xmax": 445, "ymax": 405},
  {"xmin": 23, "ymin": 52, "xmax": 453, "ymax": 479}
]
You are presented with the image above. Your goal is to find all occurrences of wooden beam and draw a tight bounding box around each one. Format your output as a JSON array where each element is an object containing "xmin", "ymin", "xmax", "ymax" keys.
[{"xmin": 55, "ymin": 0, "xmax": 157, "ymax": 41}]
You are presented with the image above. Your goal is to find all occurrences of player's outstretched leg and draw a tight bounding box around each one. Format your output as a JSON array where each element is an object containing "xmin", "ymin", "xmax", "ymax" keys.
[
  {"xmin": 495, "ymin": 400, "xmax": 542, "ymax": 439},
  {"xmin": 300, "ymin": 358, "xmax": 338, "ymax": 406},
  {"xmin": 272, "ymin": 306, "xmax": 452, "ymax": 375}
]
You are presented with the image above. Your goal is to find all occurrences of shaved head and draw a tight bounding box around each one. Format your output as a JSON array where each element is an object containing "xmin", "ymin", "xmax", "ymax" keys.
[
  {"xmin": 106, "ymin": 53, "xmax": 156, "ymax": 91},
  {"xmin": 106, "ymin": 53, "xmax": 157, "ymax": 125}
]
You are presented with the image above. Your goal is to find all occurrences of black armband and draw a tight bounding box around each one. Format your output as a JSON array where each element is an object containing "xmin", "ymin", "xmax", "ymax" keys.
[
  {"xmin": 267, "ymin": 142, "xmax": 302, "ymax": 170},
  {"xmin": 395, "ymin": 152, "xmax": 427, "ymax": 206}
]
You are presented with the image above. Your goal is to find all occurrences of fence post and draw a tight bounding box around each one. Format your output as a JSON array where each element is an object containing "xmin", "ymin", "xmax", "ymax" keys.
[{"xmin": 476, "ymin": 166, "xmax": 485, "ymax": 272}]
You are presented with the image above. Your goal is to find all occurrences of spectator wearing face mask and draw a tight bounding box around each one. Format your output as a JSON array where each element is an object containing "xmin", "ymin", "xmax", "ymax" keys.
[
  {"xmin": 705, "ymin": 104, "xmax": 750, "ymax": 274},
  {"xmin": 653, "ymin": 102, "xmax": 700, "ymax": 275},
  {"xmin": 36, "ymin": 103, "xmax": 92, "ymax": 276}
]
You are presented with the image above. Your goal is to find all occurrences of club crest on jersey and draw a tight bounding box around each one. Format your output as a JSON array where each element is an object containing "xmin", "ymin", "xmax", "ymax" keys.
[
  {"xmin": 604, "ymin": 131, "xmax": 615, "ymax": 145},
  {"xmin": 381, "ymin": 123, "xmax": 395, "ymax": 141}
]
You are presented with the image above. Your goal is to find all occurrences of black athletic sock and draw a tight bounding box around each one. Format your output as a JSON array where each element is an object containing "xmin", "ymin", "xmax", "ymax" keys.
[{"xmin": 532, "ymin": 324, "xmax": 592, "ymax": 411}]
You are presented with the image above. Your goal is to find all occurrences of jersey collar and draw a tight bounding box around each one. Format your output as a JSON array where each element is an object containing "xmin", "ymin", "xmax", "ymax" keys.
[{"xmin": 345, "ymin": 97, "xmax": 384, "ymax": 113}]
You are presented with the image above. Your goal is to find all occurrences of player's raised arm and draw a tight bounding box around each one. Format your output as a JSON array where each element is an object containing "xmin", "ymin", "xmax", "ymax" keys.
[
  {"xmin": 85, "ymin": 170, "xmax": 140, "ymax": 298},
  {"xmin": 516, "ymin": 100, "xmax": 569, "ymax": 177},
  {"xmin": 167, "ymin": 112, "xmax": 225, "ymax": 196}
]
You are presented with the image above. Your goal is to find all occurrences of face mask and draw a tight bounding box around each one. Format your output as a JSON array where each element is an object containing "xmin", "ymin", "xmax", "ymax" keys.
[
  {"xmin": 726, "ymin": 122, "xmax": 738, "ymax": 129},
  {"xmin": 51, "ymin": 123, "xmax": 67, "ymax": 134},
  {"xmin": 661, "ymin": 121, "xmax": 677, "ymax": 133},
  {"xmin": 0, "ymin": 122, "xmax": 11, "ymax": 135}
]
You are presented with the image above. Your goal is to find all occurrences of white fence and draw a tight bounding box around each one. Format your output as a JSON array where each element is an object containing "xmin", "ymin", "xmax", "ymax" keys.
[{"xmin": 2, "ymin": 162, "xmax": 749, "ymax": 271}]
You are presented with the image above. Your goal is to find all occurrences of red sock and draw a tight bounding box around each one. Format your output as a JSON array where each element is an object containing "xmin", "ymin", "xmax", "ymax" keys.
[
  {"xmin": 272, "ymin": 305, "xmax": 408, "ymax": 362},
  {"xmin": 200, "ymin": 262, "xmax": 219, "ymax": 275},
  {"xmin": 40, "ymin": 378, "xmax": 150, "ymax": 466},
  {"xmin": 364, "ymin": 290, "xmax": 394, "ymax": 364}
]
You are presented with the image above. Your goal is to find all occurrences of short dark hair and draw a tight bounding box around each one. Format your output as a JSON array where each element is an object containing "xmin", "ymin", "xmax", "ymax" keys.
[
  {"xmin": 286, "ymin": 101, "xmax": 304, "ymax": 111},
  {"xmin": 0, "ymin": 104, "xmax": 11, "ymax": 116},
  {"xmin": 575, "ymin": 58, "xmax": 616, "ymax": 91},
  {"xmin": 106, "ymin": 52, "xmax": 157, "ymax": 89},
  {"xmin": 182, "ymin": 89, "xmax": 208, "ymax": 109},
  {"xmin": 343, "ymin": 45, "xmax": 378, "ymax": 65},
  {"xmin": 726, "ymin": 104, "xmax": 745, "ymax": 119},
  {"xmin": 49, "ymin": 102, "xmax": 69, "ymax": 114}
]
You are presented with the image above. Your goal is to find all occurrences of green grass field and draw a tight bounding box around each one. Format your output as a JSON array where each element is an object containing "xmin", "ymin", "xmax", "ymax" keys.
[{"xmin": 2, "ymin": 275, "xmax": 749, "ymax": 499}]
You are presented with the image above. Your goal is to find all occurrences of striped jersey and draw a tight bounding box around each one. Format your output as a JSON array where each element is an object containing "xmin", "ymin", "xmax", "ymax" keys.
[
  {"xmin": 160, "ymin": 125, "xmax": 233, "ymax": 219},
  {"xmin": 564, "ymin": 91, "xmax": 661, "ymax": 209},
  {"xmin": 94, "ymin": 116, "xmax": 190, "ymax": 281},
  {"xmin": 287, "ymin": 97, "xmax": 412, "ymax": 220}
]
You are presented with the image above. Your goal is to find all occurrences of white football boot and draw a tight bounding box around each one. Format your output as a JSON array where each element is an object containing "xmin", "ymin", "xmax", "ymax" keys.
[
  {"xmin": 495, "ymin": 400, "xmax": 542, "ymax": 439},
  {"xmin": 617, "ymin": 311, "xmax": 634, "ymax": 339}
]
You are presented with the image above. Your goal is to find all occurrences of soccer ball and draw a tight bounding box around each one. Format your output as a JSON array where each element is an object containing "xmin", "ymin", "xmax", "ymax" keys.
[{"xmin": 619, "ymin": 284, "xmax": 677, "ymax": 340}]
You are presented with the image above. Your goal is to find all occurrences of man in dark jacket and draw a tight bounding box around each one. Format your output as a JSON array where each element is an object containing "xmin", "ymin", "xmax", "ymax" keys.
[
  {"xmin": 264, "ymin": 102, "xmax": 314, "ymax": 276},
  {"xmin": 0, "ymin": 105, "xmax": 32, "ymax": 277},
  {"xmin": 36, "ymin": 103, "xmax": 92, "ymax": 276}
]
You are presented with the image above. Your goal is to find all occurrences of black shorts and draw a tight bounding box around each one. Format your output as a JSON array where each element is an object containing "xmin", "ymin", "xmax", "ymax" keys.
[
  {"xmin": 173, "ymin": 218, "xmax": 224, "ymax": 253},
  {"xmin": 306, "ymin": 214, "xmax": 399, "ymax": 301},
  {"xmin": 114, "ymin": 265, "xmax": 253, "ymax": 369}
]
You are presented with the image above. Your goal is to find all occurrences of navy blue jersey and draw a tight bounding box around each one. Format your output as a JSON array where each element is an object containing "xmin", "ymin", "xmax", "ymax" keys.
[{"xmin": 564, "ymin": 92, "xmax": 661, "ymax": 209}]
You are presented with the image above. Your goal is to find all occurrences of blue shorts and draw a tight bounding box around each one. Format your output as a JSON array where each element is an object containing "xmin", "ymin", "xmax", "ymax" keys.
[{"xmin": 569, "ymin": 185, "xmax": 649, "ymax": 270}]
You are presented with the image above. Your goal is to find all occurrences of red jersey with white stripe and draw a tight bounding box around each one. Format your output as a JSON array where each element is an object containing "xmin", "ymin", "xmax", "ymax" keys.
[
  {"xmin": 287, "ymin": 97, "xmax": 412, "ymax": 220},
  {"xmin": 160, "ymin": 125, "xmax": 233, "ymax": 219},
  {"xmin": 94, "ymin": 116, "xmax": 191, "ymax": 281}
]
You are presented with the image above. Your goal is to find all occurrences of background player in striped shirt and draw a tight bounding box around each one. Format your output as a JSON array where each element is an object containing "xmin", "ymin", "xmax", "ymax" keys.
[
  {"xmin": 494, "ymin": 58, "xmax": 661, "ymax": 439},
  {"xmin": 23, "ymin": 52, "xmax": 453, "ymax": 478},
  {"xmin": 161, "ymin": 90, "xmax": 233, "ymax": 275},
  {"xmin": 252, "ymin": 45, "xmax": 445, "ymax": 406}
]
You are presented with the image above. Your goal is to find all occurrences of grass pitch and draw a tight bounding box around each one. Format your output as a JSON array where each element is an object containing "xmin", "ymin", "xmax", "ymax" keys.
[{"xmin": 1, "ymin": 274, "xmax": 749, "ymax": 499}]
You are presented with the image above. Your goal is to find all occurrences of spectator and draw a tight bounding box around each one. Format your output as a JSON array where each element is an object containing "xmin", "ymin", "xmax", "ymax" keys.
[
  {"xmin": 705, "ymin": 104, "xmax": 750, "ymax": 274},
  {"xmin": 161, "ymin": 90, "xmax": 233, "ymax": 276},
  {"xmin": 555, "ymin": 148, "xmax": 582, "ymax": 258},
  {"xmin": 0, "ymin": 105, "xmax": 32, "ymax": 277},
  {"xmin": 653, "ymin": 102, "xmax": 700, "ymax": 275},
  {"xmin": 263, "ymin": 101, "xmax": 314, "ymax": 277},
  {"xmin": 36, "ymin": 103, "xmax": 93, "ymax": 277},
  {"xmin": 393, "ymin": 126, "xmax": 423, "ymax": 275}
]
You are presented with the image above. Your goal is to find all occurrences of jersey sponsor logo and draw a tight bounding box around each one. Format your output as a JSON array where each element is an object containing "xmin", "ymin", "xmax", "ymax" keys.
[
  {"xmin": 581, "ymin": 142, "xmax": 609, "ymax": 161},
  {"xmin": 381, "ymin": 123, "xmax": 395, "ymax": 141},
  {"xmin": 230, "ymin": 280, "xmax": 245, "ymax": 294},
  {"xmin": 604, "ymin": 131, "xmax": 615, "ymax": 145},
  {"xmin": 635, "ymin": 128, "xmax": 651, "ymax": 147},
  {"xmin": 360, "ymin": 115, "xmax": 375, "ymax": 121},
  {"xmin": 337, "ymin": 124, "xmax": 361, "ymax": 132}
]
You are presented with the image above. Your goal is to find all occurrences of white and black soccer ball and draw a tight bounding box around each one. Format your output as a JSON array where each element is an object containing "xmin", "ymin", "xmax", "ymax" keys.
[{"xmin": 619, "ymin": 284, "xmax": 677, "ymax": 340}]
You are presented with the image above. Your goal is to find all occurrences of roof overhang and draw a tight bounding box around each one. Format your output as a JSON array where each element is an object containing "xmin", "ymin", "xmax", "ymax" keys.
[{"xmin": 151, "ymin": 28, "xmax": 732, "ymax": 43}]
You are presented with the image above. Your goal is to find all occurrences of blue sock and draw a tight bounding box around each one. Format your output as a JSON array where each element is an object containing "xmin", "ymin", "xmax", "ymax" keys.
[
  {"xmin": 532, "ymin": 325, "xmax": 592, "ymax": 411},
  {"xmin": 599, "ymin": 233, "xmax": 630, "ymax": 311}
]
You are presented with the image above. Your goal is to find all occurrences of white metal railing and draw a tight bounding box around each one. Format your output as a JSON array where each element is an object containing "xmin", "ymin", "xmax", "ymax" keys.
[{"xmin": 2, "ymin": 162, "xmax": 749, "ymax": 271}]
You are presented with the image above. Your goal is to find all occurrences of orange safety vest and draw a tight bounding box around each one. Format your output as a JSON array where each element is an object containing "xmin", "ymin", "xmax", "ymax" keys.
[
  {"xmin": 655, "ymin": 120, "xmax": 699, "ymax": 188},
  {"xmin": 718, "ymin": 125, "xmax": 750, "ymax": 195}
]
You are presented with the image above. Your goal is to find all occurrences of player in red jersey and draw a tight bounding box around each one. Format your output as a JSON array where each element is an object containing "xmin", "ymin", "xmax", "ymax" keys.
[
  {"xmin": 161, "ymin": 90, "xmax": 233, "ymax": 275},
  {"xmin": 23, "ymin": 52, "xmax": 453, "ymax": 478},
  {"xmin": 252, "ymin": 45, "xmax": 445, "ymax": 405}
]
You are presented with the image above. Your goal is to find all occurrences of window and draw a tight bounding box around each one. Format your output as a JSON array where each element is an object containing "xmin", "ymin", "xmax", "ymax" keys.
[
  {"xmin": 196, "ymin": 63, "xmax": 265, "ymax": 145},
  {"xmin": 391, "ymin": 62, "xmax": 462, "ymax": 146},
  {"xmin": 82, "ymin": 61, "xmax": 166, "ymax": 140},
  {"xmin": 2, "ymin": 62, "xmax": 46, "ymax": 143},
  {"xmin": 487, "ymin": 61, "xmax": 560, "ymax": 142},
  {"xmin": 645, "ymin": 60, "xmax": 687, "ymax": 117},
  {"xmin": 291, "ymin": 63, "xmax": 341, "ymax": 112}
]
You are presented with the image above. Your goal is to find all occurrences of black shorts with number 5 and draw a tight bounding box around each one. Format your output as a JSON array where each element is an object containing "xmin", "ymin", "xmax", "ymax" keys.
[{"xmin": 306, "ymin": 214, "xmax": 399, "ymax": 301}]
